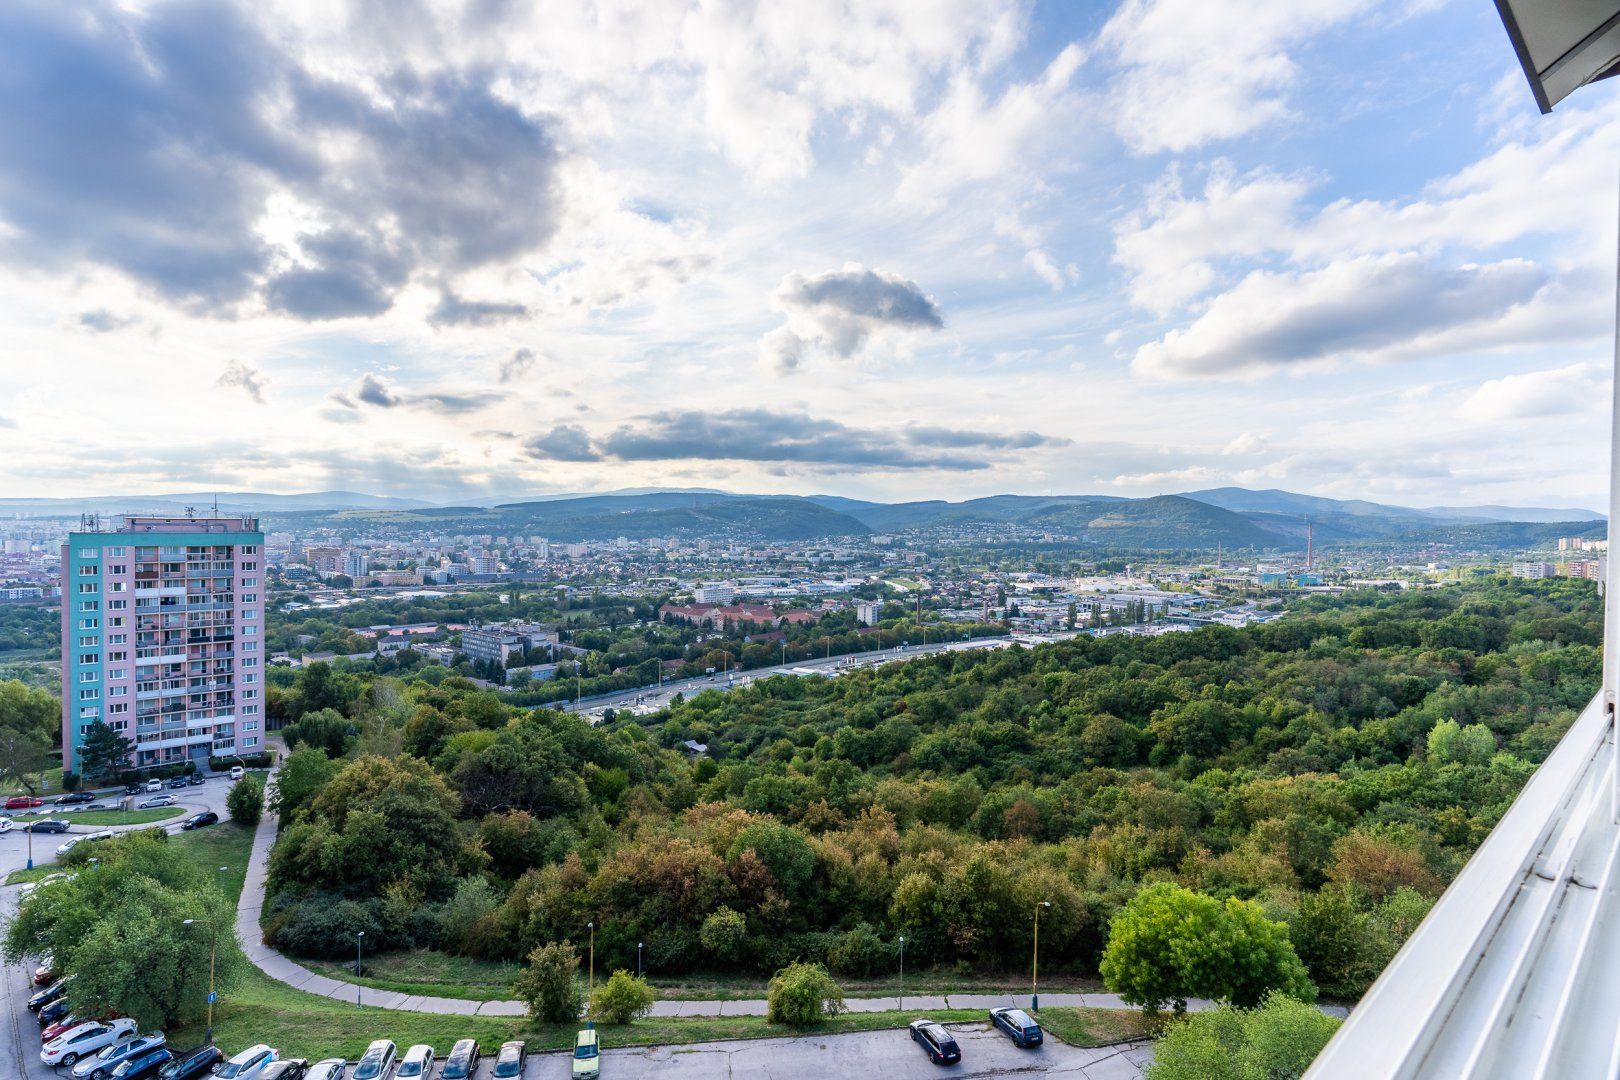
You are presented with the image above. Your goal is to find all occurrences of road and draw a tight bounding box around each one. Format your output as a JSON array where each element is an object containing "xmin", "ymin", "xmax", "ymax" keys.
[
  {"xmin": 555, "ymin": 631, "xmax": 1100, "ymax": 719},
  {"xmin": 0, "ymin": 774, "xmax": 243, "ymax": 1080}
]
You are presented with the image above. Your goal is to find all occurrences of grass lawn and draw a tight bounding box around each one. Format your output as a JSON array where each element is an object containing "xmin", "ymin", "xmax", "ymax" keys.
[
  {"xmin": 13, "ymin": 807, "xmax": 184, "ymax": 826},
  {"xmin": 1033, "ymin": 1006, "xmax": 1156, "ymax": 1047},
  {"xmin": 304, "ymin": 950, "xmax": 521, "ymax": 1002}
]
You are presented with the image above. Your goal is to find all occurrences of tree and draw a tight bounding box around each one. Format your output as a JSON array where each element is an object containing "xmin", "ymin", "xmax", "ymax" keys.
[
  {"xmin": 514, "ymin": 941, "xmax": 583, "ymax": 1022},
  {"xmin": 1101, "ymin": 883, "xmax": 1315, "ymax": 1013},
  {"xmin": 0, "ymin": 679, "xmax": 57, "ymax": 740},
  {"xmin": 267, "ymin": 745, "xmax": 340, "ymax": 824},
  {"xmin": 227, "ymin": 774, "xmax": 264, "ymax": 827},
  {"xmin": 1145, "ymin": 992, "xmax": 1341, "ymax": 1080},
  {"xmin": 590, "ymin": 969, "xmax": 655, "ymax": 1024},
  {"xmin": 0, "ymin": 724, "xmax": 55, "ymax": 794},
  {"xmin": 766, "ymin": 962, "xmax": 846, "ymax": 1028},
  {"xmin": 700, "ymin": 907, "xmax": 748, "ymax": 964},
  {"xmin": 77, "ymin": 720, "xmax": 134, "ymax": 780},
  {"xmin": 1427, "ymin": 719, "xmax": 1495, "ymax": 766}
]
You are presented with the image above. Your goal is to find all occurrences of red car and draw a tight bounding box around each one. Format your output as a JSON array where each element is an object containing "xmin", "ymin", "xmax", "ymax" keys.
[
  {"xmin": 32, "ymin": 959, "xmax": 58, "ymax": 986},
  {"xmin": 5, "ymin": 795, "xmax": 44, "ymax": 810}
]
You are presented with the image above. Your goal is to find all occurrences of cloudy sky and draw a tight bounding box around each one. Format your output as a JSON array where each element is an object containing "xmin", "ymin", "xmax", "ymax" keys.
[{"xmin": 0, "ymin": 0, "xmax": 1614, "ymax": 509}]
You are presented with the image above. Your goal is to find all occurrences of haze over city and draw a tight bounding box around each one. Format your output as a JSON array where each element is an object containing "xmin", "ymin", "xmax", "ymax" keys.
[{"xmin": 1, "ymin": 0, "xmax": 1613, "ymax": 509}]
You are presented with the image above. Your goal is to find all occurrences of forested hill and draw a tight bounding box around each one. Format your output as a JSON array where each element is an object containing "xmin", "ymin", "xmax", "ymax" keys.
[{"xmin": 258, "ymin": 577, "xmax": 1598, "ymax": 1006}]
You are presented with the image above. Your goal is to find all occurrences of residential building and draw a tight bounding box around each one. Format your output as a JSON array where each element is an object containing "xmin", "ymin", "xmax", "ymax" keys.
[
  {"xmin": 1565, "ymin": 558, "xmax": 1604, "ymax": 581},
  {"xmin": 693, "ymin": 582, "xmax": 735, "ymax": 604},
  {"xmin": 343, "ymin": 551, "xmax": 368, "ymax": 579},
  {"xmin": 856, "ymin": 600, "xmax": 882, "ymax": 626},
  {"xmin": 471, "ymin": 554, "xmax": 500, "ymax": 575},
  {"xmin": 1511, "ymin": 560, "xmax": 1558, "ymax": 579},
  {"xmin": 370, "ymin": 569, "xmax": 422, "ymax": 586},
  {"xmin": 305, "ymin": 545, "xmax": 342, "ymax": 573},
  {"xmin": 60, "ymin": 515, "xmax": 265, "ymax": 774}
]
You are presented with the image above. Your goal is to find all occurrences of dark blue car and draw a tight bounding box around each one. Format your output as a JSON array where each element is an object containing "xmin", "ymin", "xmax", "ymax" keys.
[
  {"xmin": 109, "ymin": 1046, "xmax": 173, "ymax": 1080},
  {"xmin": 989, "ymin": 1007, "xmax": 1043, "ymax": 1047}
]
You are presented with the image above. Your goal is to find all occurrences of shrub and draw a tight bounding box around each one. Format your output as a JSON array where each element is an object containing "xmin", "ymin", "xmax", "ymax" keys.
[
  {"xmin": 828, "ymin": 924, "xmax": 891, "ymax": 978},
  {"xmin": 227, "ymin": 774, "xmax": 264, "ymax": 827},
  {"xmin": 439, "ymin": 877, "xmax": 500, "ymax": 956},
  {"xmin": 766, "ymin": 961, "xmax": 846, "ymax": 1028},
  {"xmin": 514, "ymin": 941, "xmax": 582, "ymax": 1022},
  {"xmin": 263, "ymin": 892, "xmax": 389, "ymax": 959},
  {"xmin": 699, "ymin": 907, "xmax": 748, "ymax": 964},
  {"xmin": 591, "ymin": 969, "xmax": 655, "ymax": 1024},
  {"xmin": 209, "ymin": 752, "xmax": 274, "ymax": 771},
  {"xmin": 1145, "ymin": 992, "xmax": 1341, "ymax": 1080},
  {"xmin": 60, "ymin": 772, "xmax": 80, "ymax": 792}
]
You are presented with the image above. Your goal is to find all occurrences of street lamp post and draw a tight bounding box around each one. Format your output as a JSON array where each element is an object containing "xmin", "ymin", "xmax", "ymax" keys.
[
  {"xmin": 898, "ymin": 935, "xmax": 906, "ymax": 1012},
  {"xmin": 182, "ymin": 918, "xmax": 219, "ymax": 1045},
  {"xmin": 637, "ymin": 941, "xmax": 644, "ymax": 979},
  {"xmin": 588, "ymin": 921, "xmax": 596, "ymax": 1008},
  {"xmin": 356, "ymin": 931, "xmax": 365, "ymax": 1008},
  {"xmin": 1031, "ymin": 901, "xmax": 1051, "ymax": 1011}
]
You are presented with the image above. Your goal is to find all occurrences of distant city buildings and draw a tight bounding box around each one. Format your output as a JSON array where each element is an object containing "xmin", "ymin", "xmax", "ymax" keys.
[
  {"xmin": 1512, "ymin": 560, "xmax": 1558, "ymax": 580},
  {"xmin": 856, "ymin": 600, "xmax": 882, "ymax": 626},
  {"xmin": 60, "ymin": 515, "xmax": 265, "ymax": 774},
  {"xmin": 343, "ymin": 551, "xmax": 368, "ymax": 579},
  {"xmin": 693, "ymin": 582, "xmax": 735, "ymax": 604}
]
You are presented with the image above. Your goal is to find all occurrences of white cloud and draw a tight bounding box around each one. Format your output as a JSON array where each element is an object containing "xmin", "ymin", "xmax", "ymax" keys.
[
  {"xmin": 1222, "ymin": 431, "xmax": 1267, "ymax": 455},
  {"xmin": 1100, "ymin": 0, "xmax": 1373, "ymax": 155},
  {"xmin": 1132, "ymin": 253, "xmax": 1549, "ymax": 379},
  {"xmin": 1458, "ymin": 362, "xmax": 1609, "ymax": 423}
]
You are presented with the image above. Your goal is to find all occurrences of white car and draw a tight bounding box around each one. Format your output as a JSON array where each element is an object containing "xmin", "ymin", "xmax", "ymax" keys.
[
  {"xmin": 0, "ymin": 816, "xmax": 12, "ymax": 833},
  {"xmin": 396, "ymin": 1043, "xmax": 435, "ymax": 1078},
  {"xmin": 40, "ymin": 1017, "xmax": 137, "ymax": 1067},
  {"xmin": 57, "ymin": 835, "xmax": 84, "ymax": 855},
  {"xmin": 306, "ymin": 1062, "xmax": 347, "ymax": 1080},
  {"xmin": 214, "ymin": 1044, "xmax": 279, "ymax": 1080},
  {"xmin": 229, "ymin": 766, "xmax": 245, "ymax": 781},
  {"xmin": 352, "ymin": 1039, "xmax": 397, "ymax": 1080},
  {"xmin": 144, "ymin": 779, "xmax": 163, "ymax": 793}
]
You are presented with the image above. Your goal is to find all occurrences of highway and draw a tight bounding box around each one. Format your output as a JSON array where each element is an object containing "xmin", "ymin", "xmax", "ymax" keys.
[{"xmin": 551, "ymin": 629, "xmax": 1102, "ymax": 719}]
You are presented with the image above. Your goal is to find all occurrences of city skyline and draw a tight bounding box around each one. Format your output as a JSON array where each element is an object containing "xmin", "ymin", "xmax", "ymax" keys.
[{"xmin": 0, "ymin": 0, "xmax": 1614, "ymax": 510}]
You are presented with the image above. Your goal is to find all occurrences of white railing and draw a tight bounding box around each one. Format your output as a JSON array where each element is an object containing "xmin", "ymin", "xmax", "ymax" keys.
[{"xmin": 1307, "ymin": 692, "xmax": 1617, "ymax": 1077}]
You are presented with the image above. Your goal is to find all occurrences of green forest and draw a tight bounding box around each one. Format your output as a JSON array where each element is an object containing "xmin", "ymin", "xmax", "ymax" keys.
[{"xmin": 259, "ymin": 578, "xmax": 1599, "ymax": 1003}]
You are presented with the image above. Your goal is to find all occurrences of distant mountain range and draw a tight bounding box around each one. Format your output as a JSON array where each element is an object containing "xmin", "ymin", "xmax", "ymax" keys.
[{"xmin": 2, "ymin": 487, "xmax": 1604, "ymax": 551}]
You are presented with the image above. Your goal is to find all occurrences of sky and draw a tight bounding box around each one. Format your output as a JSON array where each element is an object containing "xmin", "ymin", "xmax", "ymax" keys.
[{"xmin": 0, "ymin": 0, "xmax": 1615, "ymax": 510}]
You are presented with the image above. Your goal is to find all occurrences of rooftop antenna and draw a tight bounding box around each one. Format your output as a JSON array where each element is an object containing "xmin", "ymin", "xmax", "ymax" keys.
[
  {"xmin": 184, "ymin": 505, "xmax": 196, "ymax": 519},
  {"xmin": 1306, "ymin": 517, "xmax": 1314, "ymax": 571}
]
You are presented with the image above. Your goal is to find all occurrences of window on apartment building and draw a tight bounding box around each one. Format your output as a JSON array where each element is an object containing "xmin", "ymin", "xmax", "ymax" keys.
[
  {"xmin": 242, "ymin": 689, "xmax": 257, "ymax": 700},
  {"xmin": 108, "ymin": 581, "xmax": 126, "ymax": 592},
  {"xmin": 77, "ymin": 688, "xmax": 99, "ymax": 700},
  {"xmin": 78, "ymin": 582, "xmax": 97, "ymax": 594},
  {"xmin": 78, "ymin": 653, "xmax": 99, "ymax": 665},
  {"xmin": 107, "ymin": 599, "xmax": 127, "ymax": 609},
  {"xmin": 109, "ymin": 617, "xmax": 123, "ymax": 627},
  {"xmin": 77, "ymin": 635, "xmax": 96, "ymax": 647},
  {"xmin": 78, "ymin": 618, "xmax": 99, "ymax": 630},
  {"xmin": 109, "ymin": 634, "xmax": 126, "ymax": 644},
  {"xmin": 243, "ymin": 641, "xmax": 257, "ymax": 651},
  {"xmin": 78, "ymin": 601, "xmax": 98, "ymax": 612},
  {"xmin": 242, "ymin": 561, "xmax": 257, "ymax": 570},
  {"xmin": 78, "ymin": 548, "xmax": 99, "ymax": 558},
  {"xmin": 243, "ymin": 673, "xmax": 256, "ymax": 684},
  {"xmin": 242, "ymin": 657, "xmax": 257, "ymax": 668},
  {"xmin": 244, "ymin": 720, "xmax": 258, "ymax": 731},
  {"xmin": 243, "ymin": 625, "xmax": 257, "ymax": 636},
  {"xmin": 109, "ymin": 668, "xmax": 126, "ymax": 680},
  {"xmin": 242, "ymin": 704, "xmax": 258, "ymax": 715},
  {"xmin": 77, "ymin": 564, "xmax": 98, "ymax": 576},
  {"xmin": 106, "ymin": 547, "xmax": 126, "ymax": 557},
  {"xmin": 109, "ymin": 686, "xmax": 126, "ymax": 697},
  {"xmin": 242, "ymin": 593, "xmax": 257, "ymax": 603},
  {"xmin": 243, "ymin": 737, "xmax": 258, "ymax": 748},
  {"xmin": 241, "ymin": 545, "xmax": 258, "ymax": 554},
  {"xmin": 108, "ymin": 703, "xmax": 128, "ymax": 714}
]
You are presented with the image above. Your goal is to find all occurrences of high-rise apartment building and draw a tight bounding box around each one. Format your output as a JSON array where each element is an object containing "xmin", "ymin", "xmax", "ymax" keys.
[
  {"xmin": 344, "ymin": 551, "xmax": 369, "ymax": 579},
  {"xmin": 61, "ymin": 515, "xmax": 265, "ymax": 774}
]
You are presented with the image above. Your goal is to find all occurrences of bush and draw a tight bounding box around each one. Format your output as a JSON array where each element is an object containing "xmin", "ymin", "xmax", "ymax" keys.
[
  {"xmin": 227, "ymin": 774, "xmax": 264, "ymax": 827},
  {"xmin": 60, "ymin": 772, "xmax": 80, "ymax": 792},
  {"xmin": 590, "ymin": 969, "xmax": 655, "ymax": 1024},
  {"xmin": 699, "ymin": 907, "xmax": 748, "ymax": 964},
  {"xmin": 828, "ymin": 924, "xmax": 891, "ymax": 978},
  {"xmin": 263, "ymin": 892, "xmax": 390, "ymax": 959},
  {"xmin": 439, "ymin": 877, "xmax": 500, "ymax": 957},
  {"xmin": 209, "ymin": 752, "xmax": 275, "ymax": 772},
  {"xmin": 514, "ymin": 941, "xmax": 582, "ymax": 1022},
  {"xmin": 1145, "ymin": 992, "xmax": 1341, "ymax": 1080},
  {"xmin": 766, "ymin": 962, "xmax": 846, "ymax": 1028}
]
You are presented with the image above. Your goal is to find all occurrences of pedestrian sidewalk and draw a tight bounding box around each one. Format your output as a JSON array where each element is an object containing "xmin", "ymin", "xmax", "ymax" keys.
[{"xmin": 234, "ymin": 776, "xmax": 1350, "ymax": 1023}]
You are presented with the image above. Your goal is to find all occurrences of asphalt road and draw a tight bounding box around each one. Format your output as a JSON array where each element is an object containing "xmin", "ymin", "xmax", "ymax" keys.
[
  {"xmin": 0, "ymin": 774, "xmax": 243, "ymax": 1080},
  {"xmin": 559, "ymin": 632, "xmax": 1095, "ymax": 719}
]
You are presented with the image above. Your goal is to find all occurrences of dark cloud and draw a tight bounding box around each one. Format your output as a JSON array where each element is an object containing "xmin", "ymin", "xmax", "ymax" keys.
[
  {"xmin": 341, "ymin": 374, "xmax": 497, "ymax": 415},
  {"xmin": 0, "ymin": 2, "xmax": 561, "ymax": 321},
  {"xmin": 764, "ymin": 263, "xmax": 944, "ymax": 371},
  {"xmin": 499, "ymin": 348, "xmax": 537, "ymax": 382},
  {"xmin": 431, "ymin": 288, "xmax": 530, "ymax": 328},
  {"xmin": 523, "ymin": 424, "xmax": 602, "ymax": 462},
  {"xmin": 78, "ymin": 309, "xmax": 138, "ymax": 333},
  {"xmin": 217, "ymin": 359, "xmax": 268, "ymax": 404},
  {"xmin": 521, "ymin": 409, "xmax": 1059, "ymax": 471}
]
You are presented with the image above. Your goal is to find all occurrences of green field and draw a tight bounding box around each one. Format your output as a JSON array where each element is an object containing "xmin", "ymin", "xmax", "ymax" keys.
[
  {"xmin": 14, "ymin": 807, "xmax": 183, "ymax": 827},
  {"xmin": 304, "ymin": 950, "xmax": 521, "ymax": 1002}
]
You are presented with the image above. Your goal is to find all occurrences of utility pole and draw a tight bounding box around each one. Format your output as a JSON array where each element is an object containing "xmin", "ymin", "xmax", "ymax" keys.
[
  {"xmin": 356, "ymin": 931, "xmax": 365, "ymax": 1008},
  {"xmin": 1031, "ymin": 900, "xmax": 1051, "ymax": 1011},
  {"xmin": 898, "ymin": 935, "xmax": 906, "ymax": 1012},
  {"xmin": 588, "ymin": 921, "xmax": 596, "ymax": 1005}
]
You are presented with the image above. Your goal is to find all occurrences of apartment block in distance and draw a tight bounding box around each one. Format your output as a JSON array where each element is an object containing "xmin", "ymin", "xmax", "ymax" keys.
[{"xmin": 61, "ymin": 515, "xmax": 266, "ymax": 774}]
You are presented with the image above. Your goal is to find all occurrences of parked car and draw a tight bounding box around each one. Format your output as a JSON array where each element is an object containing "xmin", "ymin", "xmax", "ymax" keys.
[
  {"xmin": 440, "ymin": 1039, "xmax": 479, "ymax": 1080},
  {"xmin": 75, "ymin": 1032, "xmax": 167, "ymax": 1080},
  {"xmin": 396, "ymin": 1044, "xmax": 434, "ymax": 1078},
  {"xmin": 187, "ymin": 773, "xmax": 206, "ymax": 787},
  {"xmin": 44, "ymin": 1010, "xmax": 116, "ymax": 1042},
  {"xmin": 144, "ymin": 779, "xmax": 163, "ymax": 793},
  {"xmin": 154, "ymin": 1044, "xmax": 221, "ymax": 1080},
  {"xmin": 32, "ymin": 957, "xmax": 58, "ymax": 985},
  {"xmin": 351, "ymin": 1039, "xmax": 396, "ymax": 1080},
  {"xmin": 989, "ymin": 1007, "xmax": 1043, "ymax": 1048},
  {"xmin": 6, "ymin": 795, "xmax": 44, "ymax": 809},
  {"xmin": 180, "ymin": 811, "xmax": 218, "ymax": 831},
  {"xmin": 259, "ymin": 1060, "xmax": 309, "ymax": 1080},
  {"xmin": 41, "ymin": 1017, "xmax": 138, "ymax": 1067},
  {"xmin": 26, "ymin": 818, "xmax": 70, "ymax": 834},
  {"xmin": 28, "ymin": 975, "xmax": 72, "ymax": 1011},
  {"xmin": 167, "ymin": 776, "xmax": 189, "ymax": 790},
  {"xmin": 57, "ymin": 792, "xmax": 96, "ymax": 805},
  {"xmin": 303, "ymin": 1062, "xmax": 346, "ymax": 1080},
  {"xmin": 491, "ymin": 1040, "xmax": 527, "ymax": 1079},
  {"xmin": 0, "ymin": 817, "xmax": 11, "ymax": 833},
  {"xmin": 228, "ymin": 766, "xmax": 245, "ymax": 781},
  {"xmin": 110, "ymin": 1046, "xmax": 174, "ymax": 1080},
  {"xmin": 573, "ymin": 1028, "xmax": 601, "ymax": 1079},
  {"xmin": 37, "ymin": 1000, "xmax": 77, "ymax": 1029},
  {"xmin": 137, "ymin": 795, "xmax": 176, "ymax": 809},
  {"xmin": 213, "ymin": 1044, "xmax": 278, "ymax": 1080},
  {"xmin": 908, "ymin": 1019, "xmax": 962, "ymax": 1065},
  {"xmin": 123, "ymin": 783, "xmax": 143, "ymax": 796}
]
